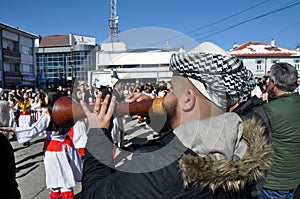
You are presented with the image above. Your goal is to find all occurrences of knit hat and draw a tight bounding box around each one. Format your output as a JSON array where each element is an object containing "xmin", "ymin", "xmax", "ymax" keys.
[{"xmin": 169, "ymin": 42, "xmax": 256, "ymax": 109}]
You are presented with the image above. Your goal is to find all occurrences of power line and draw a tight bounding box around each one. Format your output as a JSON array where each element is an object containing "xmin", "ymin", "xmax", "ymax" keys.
[
  {"xmin": 194, "ymin": 0, "xmax": 300, "ymax": 41},
  {"xmin": 261, "ymin": 20, "xmax": 300, "ymax": 45},
  {"xmin": 147, "ymin": 0, "xmax": 273, "ymax": 47},
  {"xmin": 139, "ymin": 0, "xmax": 300, "ymax": 49},
  {"xmin": 185, "ymin": 0, "xmax": 272, "ymax": 35}
]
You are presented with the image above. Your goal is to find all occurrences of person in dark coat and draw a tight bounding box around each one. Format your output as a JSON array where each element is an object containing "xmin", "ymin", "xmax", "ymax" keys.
[
  {"xmin": 0, "ymin": 96, "xmax": 20, "ymax": 199},
  {"xmin": 0, "ymin": 133, "xmax": 21, "ymax": 199},
  {"xmin": 80, "ymin": 42, "xmax": 272, "ymax": 199}
]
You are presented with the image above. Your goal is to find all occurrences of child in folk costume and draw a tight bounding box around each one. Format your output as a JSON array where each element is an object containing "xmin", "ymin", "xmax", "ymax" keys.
[
  {"xmin": 16, "ymin": 91, "xmax": 32, "ymax": 146},
  {"xmin": 7, "ymin": 93, "xmax": 19, "ymax": 141},
  {"xmin": 17, "ymin": 91, "xmax": 32, "ymax": 128},
  {"xmin": 7, "ymin": 93, "xmax": 18, "ymax": 127},
  {"xmin": 70, "ymin": 88, "xmax": 88, "ymax": 157},
  {"xmin": 31, "ymin": 94, "xmax": 42, "ymax": 122},
  {"xmin": 0, "ymin": 91, "xmax": 82, "ymax": 199},
  {"xmin": 68, "ymin": 119, "xmax": 87, "ymax": 157}
]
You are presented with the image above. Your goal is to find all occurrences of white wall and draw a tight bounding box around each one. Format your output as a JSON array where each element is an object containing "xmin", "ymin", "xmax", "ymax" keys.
[{"xmin": 240, "ymin": 57, "xmax": 300, "ymax": 77}]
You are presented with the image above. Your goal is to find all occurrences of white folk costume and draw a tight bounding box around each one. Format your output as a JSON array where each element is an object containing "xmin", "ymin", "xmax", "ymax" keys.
[
  {"xmin": 15, "ymin": 108, "xmax": 82, "ymax": 198},
  {"xmin": 17, "ymin": 100, "xmax": 32, "ymax": 128},
  {"xmin": 31, "ymin": 100, "xmax": 42, "ymax": 122},
  {"xmin": 68, "ymin": 119, "xmax": 87, "ymax": 157}
]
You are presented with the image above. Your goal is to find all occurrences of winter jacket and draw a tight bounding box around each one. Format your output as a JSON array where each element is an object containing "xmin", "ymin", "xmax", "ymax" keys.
[
  {"xmin": 233, "ymin": 96, "xmax": 272, "ymax": 144},
  {"xmin": 0, "ymin": 133, "xmax": 21, "ymax": 199},
  {"xmin": 82, "ymin": 116, "xmax": 272, "ymax": 199}
]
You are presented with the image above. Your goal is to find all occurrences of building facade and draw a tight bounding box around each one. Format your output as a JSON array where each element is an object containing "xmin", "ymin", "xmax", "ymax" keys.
[
  {"xmin": 36, "ymin": 34, "xmax": 98, "ymax": 90},
  {"xmin": 89, "ymin": 42, "xmax": 185, "ymax": 87},
  {"xmin": 229, "ymin": 41, "xmax": 300, "ymax": 77},
  {"xmin": 0, "ymin": 23, "xmax": 38, "ymax": 89}
]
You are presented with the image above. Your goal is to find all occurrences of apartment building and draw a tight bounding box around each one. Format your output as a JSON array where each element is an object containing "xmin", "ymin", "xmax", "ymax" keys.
[{"xmin": 0, "ymin": 22, "xmax": 38, "ymax": 89}]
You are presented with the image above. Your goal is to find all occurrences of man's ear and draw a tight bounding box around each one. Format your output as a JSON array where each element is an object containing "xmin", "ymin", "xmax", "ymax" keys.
[
  {"xmin": 271, "ymin": 79, "xmax": 276, "ymax": 90},
  {"xmin": 181, "ymin": 88, "xmax": 196, "ymax": 112}
]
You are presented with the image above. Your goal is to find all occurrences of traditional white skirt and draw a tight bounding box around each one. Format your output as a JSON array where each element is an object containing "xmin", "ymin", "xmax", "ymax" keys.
[
  {"xmin": 18, "ymin": 114, "xmax": 32, "ymax": 128},
  {"xmin": 43, "ymin": 134, "xmax": 82, "ymax": 189}
]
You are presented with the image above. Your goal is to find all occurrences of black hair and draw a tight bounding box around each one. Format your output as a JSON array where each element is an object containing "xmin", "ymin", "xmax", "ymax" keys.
[
  {"xmin": 39, "ymin": 91, "xmax": 60, "ymax": 109},
  {"xmin": 41, "ymin": 90, "xmax": 71, "ymax": 134},
  {"xmin": 71, "ymin": 88, "xmax": 82, "ymax": 103},
  {"xmin": 99, "ymin": 85, "xmax": 111, "ymax": 101}
]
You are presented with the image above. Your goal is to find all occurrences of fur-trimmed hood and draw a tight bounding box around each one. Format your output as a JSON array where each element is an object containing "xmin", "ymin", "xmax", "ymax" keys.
[{"xmin": 179, "ymin": 118, "xmax": 272, "ymax": 191}]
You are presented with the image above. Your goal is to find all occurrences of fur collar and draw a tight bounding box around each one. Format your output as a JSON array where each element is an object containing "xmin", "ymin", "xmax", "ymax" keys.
[{"xmin": 179, "ymin": 118, "xmax": 272, "ymax": 191}]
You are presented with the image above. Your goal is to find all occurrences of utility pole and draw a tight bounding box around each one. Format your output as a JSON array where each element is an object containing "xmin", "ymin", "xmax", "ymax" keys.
[{"xmin": 108, "ymin": 0, "xmax": 119, "ymax": 42}]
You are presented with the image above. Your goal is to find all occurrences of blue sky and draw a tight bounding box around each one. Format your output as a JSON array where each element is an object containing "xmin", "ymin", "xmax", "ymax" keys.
[{"xmin": 1, "ymin": 0, "xmax": 300, "ymax": 51}]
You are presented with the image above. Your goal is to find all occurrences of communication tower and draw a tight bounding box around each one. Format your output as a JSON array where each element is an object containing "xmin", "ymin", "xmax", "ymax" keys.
[{"xmin": 108, "ymin": 0, "xmax": 119, "ymax": 42}]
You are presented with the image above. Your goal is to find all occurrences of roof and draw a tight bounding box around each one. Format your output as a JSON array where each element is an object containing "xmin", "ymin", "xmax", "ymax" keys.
[
  {"xmin": 0, "ymin": 22, "xmax": 39, "ymax": 39},
  {"xmin": 98, "ymin": 42, "xmax": 185, "ymax": 66},
  {"xmin": 229, "ymin": 41, "xmax": 300, "ymax": 57},
  {"xmin": 98, "ymin": 47, "xmax": 185, "ymax": 66},
  {"xmin": 128, "ymin": 47, "xmax": 183, "ymax": 53},
  {"xmin": 99, "ymin": 51, "xmax": 175, "ymax": 66},
  {"xmin": 39, "ymin": 34, "xmax": 70, "ymax": 47}
]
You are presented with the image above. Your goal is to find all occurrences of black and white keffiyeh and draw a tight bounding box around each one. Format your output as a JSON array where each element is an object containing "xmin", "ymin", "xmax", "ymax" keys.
[{"xmin": 169, "ymin": 52, "xmax": 256, "ymax": 109}]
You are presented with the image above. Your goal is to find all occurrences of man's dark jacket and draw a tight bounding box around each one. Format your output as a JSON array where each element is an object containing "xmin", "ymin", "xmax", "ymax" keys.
[
  {"xmin": 0, "ymin": 133, "xmax": 21, "ymax": 199},
  {"xmin": 82, "ymin": 119, "xmax": 271, "ymax": 199}
]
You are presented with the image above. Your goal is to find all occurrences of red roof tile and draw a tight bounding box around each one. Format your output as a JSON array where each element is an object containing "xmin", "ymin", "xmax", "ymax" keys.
[
  {"xmin": 229, "ymin": 41, "xmax": 300, "ymax": 57},
  {"xmin": 233, "ymin": 41, "xmax": 264, "ymax": 51},
  {"xmin": 230, "ymin": 53, "xmax": 293, "ymax": 57},
  {"xmin": 39, "ymin": 34, "xmax": 70, "ymax": 47}
]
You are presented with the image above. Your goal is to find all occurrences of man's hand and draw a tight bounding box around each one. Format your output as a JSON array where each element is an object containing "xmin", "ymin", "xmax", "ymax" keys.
[
  {"xmin": 261, "ymin": 93, "xmax": 269, "ymax": 103},
  {"xmin": 0, "ymin": 127, "xmax": 16, "ymax": 132},
  {"xmin": 80, "ymin": 92, "xmax": 116, "ymax": 130},
  {"xmin": 126, "ymin": 92, "xmax": 152, "ymax": 103}
]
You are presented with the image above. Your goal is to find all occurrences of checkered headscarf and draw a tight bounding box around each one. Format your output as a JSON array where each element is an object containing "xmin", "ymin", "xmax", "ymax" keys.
[{"xmin": 170, "ymin": 52, "xmax": 256, "ymax": 109}]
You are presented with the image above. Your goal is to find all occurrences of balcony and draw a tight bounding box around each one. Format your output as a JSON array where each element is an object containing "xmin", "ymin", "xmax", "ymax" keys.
[
  {"xmin": 2, "ymin": 48, "xmax": 21, "ymax": 64},
  {"xmin": 4, "ymin": 71, "xmax": 22, "ymax": 84}
]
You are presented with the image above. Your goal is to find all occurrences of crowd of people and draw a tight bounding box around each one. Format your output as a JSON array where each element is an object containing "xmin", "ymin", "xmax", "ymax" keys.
[
  {"xmin": 0, "ymin": 80, "xmax": 169, "ymax": 199},
  {"xmin": 0, "ymin": 86, "xmax": 87, "ymax": 198},
  {"xmin": 0, "ymin": 41, "xmax": 300, "ymax": 199}
]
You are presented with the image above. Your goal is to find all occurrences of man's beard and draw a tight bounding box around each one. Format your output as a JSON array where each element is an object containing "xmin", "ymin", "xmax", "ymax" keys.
[{"xmin": 165, "ymin": 98, "xmax": 178, "ymax": 128}]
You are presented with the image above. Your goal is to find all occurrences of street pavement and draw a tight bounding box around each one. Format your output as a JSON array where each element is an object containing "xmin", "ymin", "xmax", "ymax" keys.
[{"xmin": 11, "ymin": 116, "xmax": 154, "ymax": 199}]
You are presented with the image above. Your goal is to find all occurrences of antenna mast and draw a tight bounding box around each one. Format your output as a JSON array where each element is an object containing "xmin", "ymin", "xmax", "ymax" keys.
[{"xmin": 109, "ymin": 0, "xmax": 119, "ymax": 42}]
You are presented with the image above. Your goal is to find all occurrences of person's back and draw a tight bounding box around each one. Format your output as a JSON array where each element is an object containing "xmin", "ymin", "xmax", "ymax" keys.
[
  {"xmin": 233, "ymin": 96, "xmax": 272, "ymax": 143},
  {"xmin": 263, "ymin": 92, "xmax": 300, "ymax": 190},
  {"xmin": 81, "ymin": 43, "xmax": 272, "ymax": 199},
  {"xmin": 83, "ymin": 115, "xmax": 271, "ymax": 199},
  {"xmin": 260, "ymin": 62, "xmax": 300, "ymax": 199},
  {"xmin": 232, "ymin": 96, "xmax": 272, "ymax": 198}
]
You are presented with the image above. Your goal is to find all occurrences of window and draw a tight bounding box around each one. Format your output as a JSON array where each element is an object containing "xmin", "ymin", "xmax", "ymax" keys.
[
  {"xmin": 4, "ymin": 63, "xmax": 12, "ymax": 71},
  {"xmin": 295, "ymin": 59, "xmax": 300, "ymax": 70},
  {"xmin": 21, "ymin": 64, "xmax": 33, "ymax": 73},
  {"xmin": 21, "ymin": 45, "xmax": 33, "ymax": 55},
  {"xmin": 256, "ymin": 60, "xmax": 263, "ymax": 70},
  {"xmin": 272, "ymin": 59, "xmax": 279, "ymax": 64}
]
